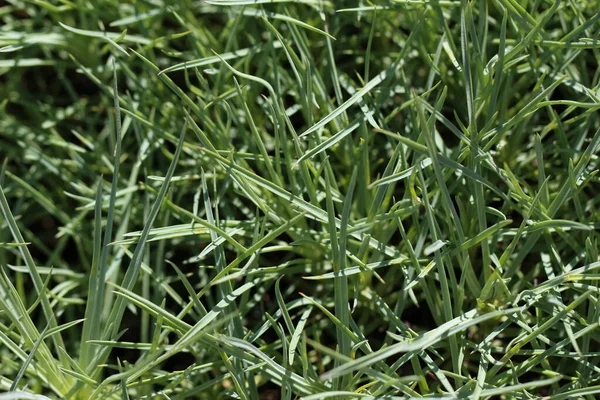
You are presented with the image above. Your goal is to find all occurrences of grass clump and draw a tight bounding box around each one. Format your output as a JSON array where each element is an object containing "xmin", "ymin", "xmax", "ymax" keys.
[{"xmin": 1, "ymin": 0, "xmax": 600, "ymax": 398}]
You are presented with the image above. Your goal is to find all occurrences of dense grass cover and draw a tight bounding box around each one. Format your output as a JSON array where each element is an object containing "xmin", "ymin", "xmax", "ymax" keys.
[{"xmin": 1, "ymin": 0, "xmax": 600, "ymax": 398}]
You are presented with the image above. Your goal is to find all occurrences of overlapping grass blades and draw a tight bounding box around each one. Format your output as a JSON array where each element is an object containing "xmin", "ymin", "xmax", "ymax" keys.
[{"xmin": 1, "ymin": 0, "xmax": 599, "ymax": 398}]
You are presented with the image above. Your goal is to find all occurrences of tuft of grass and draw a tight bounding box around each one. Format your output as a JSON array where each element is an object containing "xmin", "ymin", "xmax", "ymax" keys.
[{"xmin": 1, "ymin": 0, "xmax": 600, "ymax": 398}]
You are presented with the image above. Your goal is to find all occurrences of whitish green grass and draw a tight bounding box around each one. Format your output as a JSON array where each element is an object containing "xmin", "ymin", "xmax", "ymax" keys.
[{"xmin": 1, "ymin": 0, "xmax": 600, "ymax": 398}]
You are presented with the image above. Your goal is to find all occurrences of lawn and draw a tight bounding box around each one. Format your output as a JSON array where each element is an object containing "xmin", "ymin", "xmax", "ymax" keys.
[{"xmin": 1, "ymin": 0, "xmax": 600, "ymax": 399}]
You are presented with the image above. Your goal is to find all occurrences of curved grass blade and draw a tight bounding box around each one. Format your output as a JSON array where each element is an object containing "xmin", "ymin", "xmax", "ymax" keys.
[{"xmin": 58, "ymin": 23, "xmax": 129, "ymax": 56}]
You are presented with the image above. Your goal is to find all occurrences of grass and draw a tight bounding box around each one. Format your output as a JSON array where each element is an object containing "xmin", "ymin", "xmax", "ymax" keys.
[{"xmin": 1, "ymin": 0, "xmax": 600, "ymax": 398}]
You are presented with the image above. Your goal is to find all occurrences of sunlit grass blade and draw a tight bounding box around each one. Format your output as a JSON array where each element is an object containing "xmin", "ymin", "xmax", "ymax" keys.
[{"xmin": 99, "ymin": 119, "xmax": 188, "ymax": 361}]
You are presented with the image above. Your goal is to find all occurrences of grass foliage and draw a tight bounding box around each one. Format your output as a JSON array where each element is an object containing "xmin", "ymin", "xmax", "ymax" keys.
[{"xmin": 1, "ymin": 0, "xmax": 600, "ymax": 398}]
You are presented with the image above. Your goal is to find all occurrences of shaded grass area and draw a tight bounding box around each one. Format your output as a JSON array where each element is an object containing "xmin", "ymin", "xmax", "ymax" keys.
[{"xmin": 1, "ymin": 0, "xmax": 600, "ymax": 398}]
